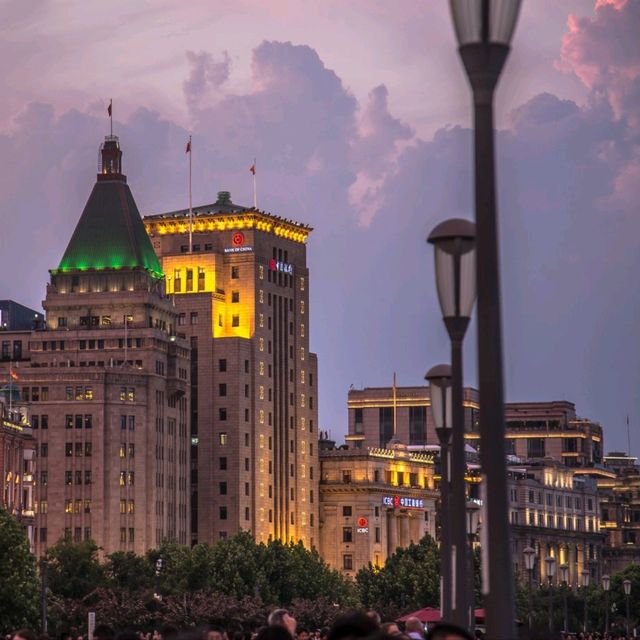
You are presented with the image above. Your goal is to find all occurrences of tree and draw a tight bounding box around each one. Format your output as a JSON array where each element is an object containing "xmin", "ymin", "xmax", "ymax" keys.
[
  {"xmin": 356, "ymin": 535, "xmax": 441, "ymax": 619},
  {"xmin": 0, "ymin": 508, "xmax": 39, "ymax": 629},
  {"xmin": 45, "ymin": 539, "xmax": 105, "ymax": 599},
  {"xmin": 104, "ymin": 551, "xmax": 153, "ymax": 592}
]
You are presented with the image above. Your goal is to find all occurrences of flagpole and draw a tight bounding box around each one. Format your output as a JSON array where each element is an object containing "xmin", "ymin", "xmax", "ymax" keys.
[
  {"xmin": 8, "ymin": 361, "xmax": 13, "ymax": 414},
  {"xmin": 392, "ymin": 371, "xmax": 397, "ymax": 436},
  {"xmin": 253, "ymin": 157, "xmax": 257, "ymax": 209},
  {"xmin": 110, "ymin": 99, "xmax": 113, "ymax": 137},
  {"xmin": 189, "ymin": 134, "xmax": 193, "ymax": 253}
]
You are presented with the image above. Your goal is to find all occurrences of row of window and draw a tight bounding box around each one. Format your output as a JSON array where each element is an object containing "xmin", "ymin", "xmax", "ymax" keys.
[
  {"xmin": 525, "ymin": 489, "xmax": 593, "ymax": 511},
  {"xmin": 63, "ymin": 470, "xmax": 92, "ymax": 485},
  {"xmin": 64, "ymin": 499, "xmax": 92, "ymax": 513},
  {"xmin": 1, "ymin": 340, "xmax": 22, "ymax": 360}
]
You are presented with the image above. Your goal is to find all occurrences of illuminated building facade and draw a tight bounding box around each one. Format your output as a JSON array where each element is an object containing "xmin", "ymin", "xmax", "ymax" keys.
[
  {"xmin": 600, "ymin": 452, "xmax": 640, "ymax": 573},
  {"xmin": 144, "ymin": 191, "xmax": 318, "ymax": 546},
  {"xmin": 347, "ymin": 385, "xmax": 479, "ymax": 449},
  {"xmin": 0, "ymin": 136, "xmax": 191, "ymax": 554},
  {"xmin": 507, "ymin": 459, "xmax": 604, "ymax": 585},
  {"xmin": 0, "ymin": 386, "xmax": 35, "ymax": 546},
  {"xmin": 319, "ymin": 440, "xmax": 437, "ymax": 576}
]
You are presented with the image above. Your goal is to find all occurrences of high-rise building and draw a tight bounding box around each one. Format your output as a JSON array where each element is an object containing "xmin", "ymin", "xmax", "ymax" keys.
[
  {"xmin": 0, "ymin": 136, "xmax": 191, "ymax": 554},
  {"xmin": 144, "ymin": 191, "xmax": 319, "ymax": 547}
]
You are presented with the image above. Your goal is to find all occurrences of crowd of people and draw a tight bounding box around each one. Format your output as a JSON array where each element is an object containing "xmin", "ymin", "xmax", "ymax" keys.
[{"xmin": 5, "ymin": 611, "xmax": 636, "ymax": 640}]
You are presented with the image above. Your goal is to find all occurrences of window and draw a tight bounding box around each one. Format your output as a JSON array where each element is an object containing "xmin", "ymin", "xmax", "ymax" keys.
[
  {"xmin": 190, "ymin": 312, "xmax": 198, "ymax": 325},
  {"xmin": 231, "ymin": 266, "xmax": 239, "ymax": 279},
  {"xmin": 342, "ymin": 506, "xmax": 352, "ymax": 517},
  {"xmin": 232, "ymin": 315, "xmax": 240, "ymax": 327},
  {"xmin": 343, "ymin": 526, "xmax": 353, "ymax": 542},
  {"xmin": 219, "ymin": 359, "xmax": 227, "ymax": 372},
  {"xmin": 231, "ymin": 291, "xmax": 240, "ymax": 303},
  {"xmin": 219, "ymin": 408, "xmax": 227, "ymax": 421},
  {"xmin": 84, "ymin": 415, "xmax": 92, "ymax": 429},
  {"xmin": 219, "ymin": 482, "xmax": 227, "ymax": 495},
  {"xmin": 219, "ymin": 457, "xmax": 227, "ymax": 470},
  {"xmin": 219, "ymin": 383, "xmax": 227, "ymax": 396},
  {"xmin": 379, "ymin": 407, "xmax": 394, "ymax": 448},
  {"xmin": 219, "ymin": 432, "xmax": 228, "ymax": 445},
  {"xmin": 409, "ymin": 406, "xmax": 427, "ymax": 445},
  {"xmin": 527, "ymin": 438, "xmax": 545, "ymax": 458},
  {"xmin": 219, "ymin": 506, "xmax": 228, "ymax": 520},
  {"xmin": 65, "ymin": 471, "xmax": 72, "ymax": 485},
  {"xmin": 343, "ymin": 554, "xmax": 353, "ymax": 571}
]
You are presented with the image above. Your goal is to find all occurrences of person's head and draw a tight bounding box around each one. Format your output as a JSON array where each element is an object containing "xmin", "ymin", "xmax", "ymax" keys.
[
  {"xmin": 404, "ymin": 620, "xmax": 423, "ymax": 636},
  {"xmin": 297, "ymin": 630, "xmax": 309, "ymax": 640},
  {"xmin": 268, "ymin": 610, "xmax": 296, "ymax": 637},
  {"xmin": 365, "ymin": 613, "xmax": 381, "ymax": 628},
  {"xmin": 328, "ymin": 613, "xmax": 381, "ymax": 640},
  {"xmin": 257, "ymin": 628, "xmax": 294, "ymax": 640},
  {"xmin": 206, "ymin": 628, "xmax": 226, "ymax": 640},
  {"xmin": 94, "ymin": 626, "xmax": 115, "ymax": 640},
  {"xmin": 13, "ymin": 630, "xmax": 38, "ymax": 640},
  {"xmin": 380, "ymin": 625, "xmax": 401, "ymax": 637},
  {"xmin": 425, "ymin": 624, "xmax": 474, "ymax": 640}
]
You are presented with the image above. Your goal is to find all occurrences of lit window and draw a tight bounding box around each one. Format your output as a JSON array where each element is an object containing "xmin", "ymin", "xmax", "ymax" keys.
[
  {"xmin": 219, "ymin": 432, "xmax": 228, "ymax": 445},
  {"xmin": 232, "ymin": 291, "xmax": 240, "ymax": 303},
  {"xmin": 65, "ymin": 500, "xmax": 73, "ymax": 513}
]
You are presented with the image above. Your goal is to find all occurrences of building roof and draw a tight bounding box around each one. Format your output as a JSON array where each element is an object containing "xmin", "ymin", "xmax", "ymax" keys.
[{"xmin": 55, "ymin": 136, "xmax": 163, "ymax": 278}]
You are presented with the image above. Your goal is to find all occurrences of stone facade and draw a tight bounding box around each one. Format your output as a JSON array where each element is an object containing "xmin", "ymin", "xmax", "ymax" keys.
[
  {"xmin": 144, "ymin": 192, "xmax": 319, "ymax": 547},
  {"xmin": 319, "ymin": 442, "xmax": 437, "ymax": 576}
]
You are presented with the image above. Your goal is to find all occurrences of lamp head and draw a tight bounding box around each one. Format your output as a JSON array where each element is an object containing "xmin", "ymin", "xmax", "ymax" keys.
[
  {"xmin": 425, "ymin": 364, "xmax": 452, "ymax": 431},
  {"xmin": 602, "ymin": 574, "xmax": 611, "ymax": 592},
  {"xmin": 449, "ymin": 0, "xmax": 522, "ymax": 46},
  {"xmin": 523, "ymin": 546, "xmax": 536, "ymax": 572}
]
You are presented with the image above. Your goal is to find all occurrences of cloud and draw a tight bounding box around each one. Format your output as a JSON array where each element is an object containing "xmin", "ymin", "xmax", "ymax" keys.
[
  {"xmin": 558, "ymin": 0, "xmax": 640, "ymax": 124},
  {"xmin": 183, "ymin": 50, "xmax": 231, "ymax": 113}
]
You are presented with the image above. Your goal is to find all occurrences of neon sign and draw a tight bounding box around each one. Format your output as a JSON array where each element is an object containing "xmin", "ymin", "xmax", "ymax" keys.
[
  {"xmin": 269, "ymin": 258, "xmax": 293, "ymax": 275},
  {"xmin": 382, "ymin": 496, "xmax": 424, "ymax": 509}
]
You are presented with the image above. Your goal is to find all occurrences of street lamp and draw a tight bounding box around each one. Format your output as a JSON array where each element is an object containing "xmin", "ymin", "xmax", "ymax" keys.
[
  {"xmin": 602, "ymin": 574, "xmax": 611, "ymax": 634},
  {"xmin": 545, "ymin": 555, "xmax": 556, "ymax": 635},
  {"xmin": 623, "ymin": 578, "xmax": 631, "ymax": 638},
  {"xmin": 426, "ymin": 364, "xmax": 453, "ymax": 621},
  {"xmin": 581, "ymin": 568, "xmax": 590, "ymax": 633},
  {"xmin": 448, "ymin": 3, "xmax": 522, "ymax": 636},
  {"xmin": 523, "ymin": 546, "xmax": 536, "ymax": 630},
  {"xmin": 559, "ymin": 563, "xmax": 569, "ymax": 634},
  {"xmin": 428, "ymin": 218, "xmax": 476, "ymax": 630},
  {"xmin": 466, "ymin": 500, "xmax": 481, "ymax": 634}
]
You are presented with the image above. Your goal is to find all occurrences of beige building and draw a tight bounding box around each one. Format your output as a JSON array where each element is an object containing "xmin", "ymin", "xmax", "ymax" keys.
[
  {"xmin": 507, "ymin": 459, "xmax": 604, "ymax": 586},
  {"xmin": 319, "ymin": 440, "xmax": 437, "ymax": 576},
  {"xmin": 0, "ymin": 135, "xmax": 191, "ymax": 555},
  {"xmin": 144, "ymin": 191, "xmax": 319, "ymax": 547},
  {"xmin": 0, "ymin": 385, "xmax": 35, "ymax": 546}
]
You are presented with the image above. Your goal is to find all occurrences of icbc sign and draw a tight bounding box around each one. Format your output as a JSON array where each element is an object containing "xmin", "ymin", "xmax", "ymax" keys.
[
  {"xmin": 269, "ymin": 258, "xmax": 294, "ymax": 275},
  {"xmin": 357, "ymin": 517, "xmax": 369, "ymax": 534}
]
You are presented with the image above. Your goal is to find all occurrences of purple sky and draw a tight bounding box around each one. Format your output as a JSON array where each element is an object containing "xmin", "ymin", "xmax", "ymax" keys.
[{"xmin": 1, "ymin": 0, "xmax": 638, "ymax": 455}]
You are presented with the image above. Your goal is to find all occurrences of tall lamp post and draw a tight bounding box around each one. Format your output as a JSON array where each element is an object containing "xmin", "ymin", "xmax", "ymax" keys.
[
  {"xmin": 623, "ymin": 578, "xmax": 631, "ymax": 638},
  {"xmin": 523, "ymin": 546, "xmax": 536, "ymax": 631},
  {"xmin": 602, "ymin": 574, "xmax": 611, "ymax": 634},
  {"xmin": 425, "ymin": 364, "xmax": 453, "ymax": 621},
  {"xmin": 545, "ymin": 555, "xmax": 556, "ymax": 636},
  {"xmin": 466, "ymin": 500, "xmax": 481, "ymax": 634},
  {"xmin": 428, "ymin": 218, "xmax": 477, "ymax": 629},
  {"xmin": 447, "ymin": 3, "xmax": 522, "ymax": 636},
  {"xmin": 581, "ymin": 568, "xmax": 590, "ymax": 633},
  {"xmin": 559, "ymin": 563, "xmax": 569, "ymax": 634}
]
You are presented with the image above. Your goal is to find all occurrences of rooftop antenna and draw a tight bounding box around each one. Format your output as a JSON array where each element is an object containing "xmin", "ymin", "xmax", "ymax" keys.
[{"xmin": 108, "ymin": 99, "xmax": 113, "ymax": 137}]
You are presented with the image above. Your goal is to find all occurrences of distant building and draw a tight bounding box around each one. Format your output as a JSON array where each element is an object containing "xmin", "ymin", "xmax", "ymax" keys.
[
  {"xmin": 601, "ymin": 452, "xmax": 640, "ymax": 573},
  {"xmin": 319, "ymin": 439, "xmax": 438, "ymax": 576},
  {"xmin": 507, "ymin": 458, "xmax": 604, "ymax": 586},
  {"xmin": 0, "ymin": 383, "xmax": 35, "ymax": 547},
  {"xmin": 0, "ymin": 300, "xmax": 43, "ymax": 332},
  {"xmin": 0, "ymin": 135, "xmax": 191, "ymax": 554}
]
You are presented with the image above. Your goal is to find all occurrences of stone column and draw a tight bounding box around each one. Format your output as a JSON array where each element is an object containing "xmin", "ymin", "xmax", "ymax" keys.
[
  {"xmin": 401, "ymin": 512, "xmax": 411, "ymax": 547},
  {"xmin": 387, "ymin": 509, "xmax": 398, "ymax": 557}
]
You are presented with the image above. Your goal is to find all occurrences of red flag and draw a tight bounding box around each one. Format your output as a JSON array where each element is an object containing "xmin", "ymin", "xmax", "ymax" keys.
[
  {"xmin": 249, "ymin": 162, "xmax": 256, "ymax": 175},
  {"xmin": 186, "ymin": 140, "xmax": 191, "ymax": 153},
  {"xmin": 10, "ymin": 370, "xmax": 19, "ymax": 380},
  {"xmin": 107, "ymin": 101, "xmax": 112, "ymax": 117}
]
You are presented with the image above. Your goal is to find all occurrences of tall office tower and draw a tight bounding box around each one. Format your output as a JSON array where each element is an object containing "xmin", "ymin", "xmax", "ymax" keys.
[
  {"xmin": 0, "ymin": 136, "xmax": 191, "ymax": 554},
  {"xmin": 144, "ymin": 192, "xmax": 319, "ymax": 547}
]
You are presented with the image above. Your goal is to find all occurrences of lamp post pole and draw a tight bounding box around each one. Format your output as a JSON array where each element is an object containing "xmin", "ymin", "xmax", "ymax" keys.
[
  {"xmin": 560, "ymin": 563, "xmax": 569, "ymax": 634},
  {"xmin": 523, "ymin": 546, "xmax": 536, "ymax": 631},
  {"xmin": 466, "ymin": 501, "xmax": 481, "ymax": 635},
  {"xmin": 602, "ymin": 574, "xmax": 611, "ymax": 634},
  {"xmin": 428, "ymin": 219, "xmax": 477, "ymax": 629},
  {"xmin": 426, "ymin": 365, "xmax": 453, "ymax": 622},
  {"xmin": 545, "ymin": 555, "xmax": 556, "ymax": 636},
  {"xmin": 623, "ymin": 579, "xmax": 631, "ymax": 638},
  {"xmin": 448, "ymin": 4, "xmax": 523, "ymax": 636},
  {"xmin": 581, "ymin": 568, "xmax": 590, "ymax": 633},
  {"xmin": 40, "ymin": 558, "xmax": 48, "ymax": 634}
]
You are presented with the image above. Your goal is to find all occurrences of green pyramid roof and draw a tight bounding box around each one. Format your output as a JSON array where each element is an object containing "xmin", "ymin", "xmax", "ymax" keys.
[{"xmin": 57, "ymin": 178, "xmax": 163, "ymax": 277}]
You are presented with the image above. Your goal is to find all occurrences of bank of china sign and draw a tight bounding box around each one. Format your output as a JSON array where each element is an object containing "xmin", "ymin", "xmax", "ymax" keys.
[{"xmin": 382, "ymin": 496, "xmax": 424, "ymax": 510}]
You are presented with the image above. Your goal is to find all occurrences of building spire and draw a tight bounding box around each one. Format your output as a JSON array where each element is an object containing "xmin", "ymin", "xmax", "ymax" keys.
[{"xmin": 98, "ymin": 135, "xmax": 125, "ymax": 182}]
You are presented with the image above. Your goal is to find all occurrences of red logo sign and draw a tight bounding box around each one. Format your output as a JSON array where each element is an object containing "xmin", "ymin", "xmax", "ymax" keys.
[
  {"xmin": 232, "ymin": 232, "xmax": 245, "ymax": 247},
  {"xmin": 269, "ymin": 258, "xmax": 276, "ymax": 271},
  {"xmin": 357, "ymin": 517, "xmax": 368, "ymax": 528},
  {"xmin": 393, "ymin": 496, "xmax": 401, "ymax": 508}
]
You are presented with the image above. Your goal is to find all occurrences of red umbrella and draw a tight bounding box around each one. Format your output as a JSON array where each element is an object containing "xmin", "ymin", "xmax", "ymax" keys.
[{"xmin": 397, "ymin": 607, "xmax": 442, "ymax": 623}]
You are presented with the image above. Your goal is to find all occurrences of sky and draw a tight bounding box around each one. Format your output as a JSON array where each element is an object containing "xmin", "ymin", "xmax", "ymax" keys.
[{"xmin": 1, "ymin": 0, "xmax": 638, "ymax": 455}]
